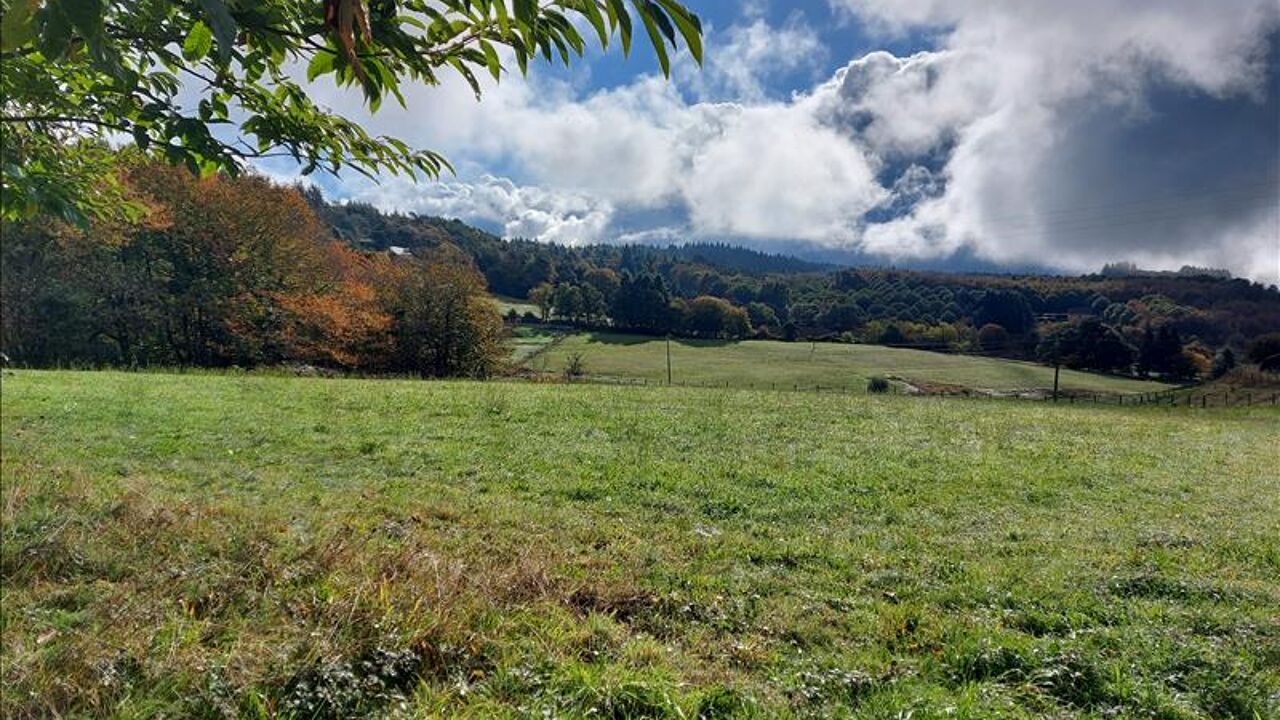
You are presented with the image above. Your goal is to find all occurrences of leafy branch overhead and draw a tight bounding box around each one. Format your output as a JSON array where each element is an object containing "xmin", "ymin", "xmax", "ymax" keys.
[{"xmin": 0, "ymin": 0, "xmax": 703, "ymax": 222}]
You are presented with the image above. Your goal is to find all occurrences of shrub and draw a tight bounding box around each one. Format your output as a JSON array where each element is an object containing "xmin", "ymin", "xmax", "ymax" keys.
[
  {"xmin": 564, "ymin": 352, "xmax": 586, "ymax": 380},
  {"xmin": 977, "ymin": 323, "xmax": 1011, "ymax": 352},
  {"xmin": 867, "ymin": 376, "xmax": 891, "ymax": 394}
]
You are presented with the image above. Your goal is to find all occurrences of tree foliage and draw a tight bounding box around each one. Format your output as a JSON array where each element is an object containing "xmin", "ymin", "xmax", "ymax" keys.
[
  {"xmin": 0, "ymin": 0, "xmax": 703, "ymax": 222},
  {"xmin": 384, "ymin": 245, "xmax": 504, "ymax": 377},
  {"xmin": 1040, "ymin": 318, "xmax": 1135, "ymax": 374},
  {"xmin": 1, "ymin": 161, "xmax": 504, "ymax": 375},
  {"xmin": 1248, "ymin": 332, "xmax": 1280, "ymax": 371}
]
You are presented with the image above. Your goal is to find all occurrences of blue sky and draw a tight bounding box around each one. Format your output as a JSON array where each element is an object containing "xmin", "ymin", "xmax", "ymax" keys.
[
  {"xmin": 277, "ymin": 0, "xmax": 1280, "ymax": 283},
  {"xmin": 548, "ymin": 1, "xmax": 928, "ymax": 98}
]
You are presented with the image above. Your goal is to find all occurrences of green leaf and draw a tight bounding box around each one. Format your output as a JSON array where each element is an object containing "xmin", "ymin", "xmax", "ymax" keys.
[
  {"xmin": 606, "ymin": 0, "xmax": 632, "ymax": 55},
  {"xmin": 182, "ymin": 21, "xmax": 214, "ymax": 62},
  {"xmin": 448, "ymin": 56, "xmax": 481, "ymax": 99},
  {"xmin": 493, "ymin": 0, "xmax": 510, "ymax": 37},
  {"xmin": 306, "ymin": 50, "xmax": 336, "ymax": 81},
  {"xmin": 480, "ymin": 40, "xmax": 502, "ymax": 81},
  {"xmin": 636, "ymin": 4, "xmax": 670, "ymax": 76},
  {"xmin": 132, "ymin": 125, "xmax": 151, "ymax": 151},
  {"xmin": 0, "ymin": 0, "xmax": 39, "ymax": 52},
  {"xmin": 513, "ymin": 0, "xmax": 537, "ymax": 24},
  {"xmin": 653, "ymin": 0, "xmax": 701, "ymax": 64},
  {"xmin": 36, "ymin": 4, "xmax": 73, "ymax": 59},
  {"xmin": 196, "ymin": 0, "xmax": 236, "ymax": 62},
  {"xmin": 54, "ymin": 0, "xmax": 103, "ymax": 42},
  {"xmin": 569, "ymin": 0, "xmax": 608, "ymax": 48}
]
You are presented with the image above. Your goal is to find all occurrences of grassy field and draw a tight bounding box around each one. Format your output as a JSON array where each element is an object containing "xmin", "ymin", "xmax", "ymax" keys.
[
  {"xmin": 492, "ymin": 296, "xmax": 541, "ymax": 318},
  {"xmin": 3, "ymin": 371, "xmax": 1277, "ymax": 719},
  {"xmin": 508, "ymin": 326, "xmax": 565, "ymax": 364},
  {"xmin": 526, "ymin": 332, "xmax": 1172, "ymax": 395}
]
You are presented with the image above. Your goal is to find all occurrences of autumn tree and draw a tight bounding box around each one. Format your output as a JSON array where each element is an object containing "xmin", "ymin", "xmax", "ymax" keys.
[
  {"xmin": 274, "ymin": 241, "xmax": 395, "ymax": 368},
  {"xmin": 122, "ymin": 162, "xmax": 331, "ymax": 365}
]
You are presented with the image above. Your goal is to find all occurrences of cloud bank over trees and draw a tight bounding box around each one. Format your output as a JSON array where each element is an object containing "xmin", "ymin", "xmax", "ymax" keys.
[{"xmin": 300, "ymin": 0, "xmax": 1280, "ymax": 282}]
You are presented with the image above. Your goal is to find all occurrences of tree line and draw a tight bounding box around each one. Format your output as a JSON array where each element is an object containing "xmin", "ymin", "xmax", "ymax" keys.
[
  {"xmin": 315, "ymin": 191, "xmax": 1280, "ymax": 380},
  {"xmin": 7, "ymin": 167, "xmax": 1279, "ymax": 381},
  {"xmin": 2, "ymin": 162, "xmax": 504, "ymax": 377}
]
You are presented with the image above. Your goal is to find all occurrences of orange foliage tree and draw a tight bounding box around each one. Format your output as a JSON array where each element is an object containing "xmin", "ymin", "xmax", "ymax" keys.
[{"xmin": 2, "ymin": 161, "xmax": 507, "ymax": 376}]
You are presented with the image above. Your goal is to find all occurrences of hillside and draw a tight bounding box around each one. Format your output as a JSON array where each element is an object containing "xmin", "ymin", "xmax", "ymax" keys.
[
  {"xmin": 305, "ymin": 189, "xmax": 1280, "ymax": 386},
  {"xmin": 525, "ymin": 332, "xmax": 1173, "ymax": 396},
  {"xmin": 4, "ymin": 371, "xmax": 1276, "ymax": 718}
]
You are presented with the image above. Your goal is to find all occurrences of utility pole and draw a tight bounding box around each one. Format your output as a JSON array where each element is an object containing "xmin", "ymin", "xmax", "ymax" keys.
[
  {"xmin": 1052, "ymin": 338, "xmax": 1061, "ymax": 403},
  {"xmin": 666, "ymin": 335, "xmax": 673, "ymax": 385}
]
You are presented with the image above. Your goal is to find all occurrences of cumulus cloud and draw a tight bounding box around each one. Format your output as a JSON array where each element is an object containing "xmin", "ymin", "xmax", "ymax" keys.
[
  {"xmin": 829, "ymin": 0, "xmax": 1280, "ymax": 280},
  {"xmin": 290, "ymin": 4, "xmax": 1280, "ymax": 281},
  {"xmin": 346, "ymin": 175, "xmax": 615, "ymax": 247},
  {"xmin": 301, "ymin": 26, "xmax": 885, "ymax": 246},
  {"xmin": 679, "ymin": 103, "xmax": 884, "ymax": 240}
]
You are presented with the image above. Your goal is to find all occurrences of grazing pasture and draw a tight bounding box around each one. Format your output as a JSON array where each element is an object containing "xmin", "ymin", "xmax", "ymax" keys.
[
  {"xmin": 526, "ymin": 332, "xmax": 1172, "ymax": 396},
  {"xmin": 2, "ymin": 371, "xmax": 1276, "ymax": 719}
]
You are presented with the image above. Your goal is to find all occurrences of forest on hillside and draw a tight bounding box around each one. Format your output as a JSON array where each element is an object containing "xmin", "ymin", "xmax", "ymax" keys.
[
  {"xmin": 310, "ymin": 189, "xmax": 1280, "ymax": 380},
  {"xmin": 4, "ymin": 169, "xmax": 1279, "ymax": 380}
]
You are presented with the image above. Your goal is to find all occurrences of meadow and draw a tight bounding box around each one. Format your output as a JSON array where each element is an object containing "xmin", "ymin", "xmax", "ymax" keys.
[
  {"xmin": 2, "ymin": 371, "xmax": 1277, "ymax": 719},
  {"xmin": 525, "ymin": 332, "xmax": 1171, "ymax": 396}
]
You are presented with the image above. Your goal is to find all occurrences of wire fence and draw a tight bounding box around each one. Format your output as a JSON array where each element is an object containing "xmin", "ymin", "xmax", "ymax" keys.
[{"xmin": 557, "ymin": 373, "xmax": 1280, "ymax": 409}]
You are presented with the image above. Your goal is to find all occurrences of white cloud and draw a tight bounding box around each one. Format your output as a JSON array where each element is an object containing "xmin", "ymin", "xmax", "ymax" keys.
[
  {"xmin": 684, "ymin": 17, "xmax": 827, "ymax": 102},
  {"xmin": 285, "ymin": 4, "xmax": 1280, "ymax": 281},
  {"xmin": 680, "ymin": 103, "xmax": 885, "ymax": 240},
  {"xmin": 301, "ymin": 23, "xmax": 887, "ymax": 247},
  {"xmin": 347, "ymin": 174, "xmax": 615, "ymax": 247},
  {"xmin": 828, "ymin": 0, "xmax": 1280, "ymax": 281}
]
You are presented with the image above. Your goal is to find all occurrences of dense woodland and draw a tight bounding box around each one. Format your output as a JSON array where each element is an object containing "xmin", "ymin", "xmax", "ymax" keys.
[{"xmin": 4, "ymin": 169, "xmax": 1280, "ymax": 380}]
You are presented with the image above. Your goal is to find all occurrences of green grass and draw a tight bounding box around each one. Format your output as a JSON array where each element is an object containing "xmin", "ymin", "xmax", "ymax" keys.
[
  {"xmin": 527, "ymin": 332, "xmax": 1172, "ymax": 395},
  {"xmin": 3, "ymin": 371, "xmax": 1278, "ymax": 719},
  {"xmin": 508, "ymin": 326, "xmax": 564, "ymax": 364},
  {"xmin": 492, "ymin": 295, "xmax": 540, "ymax": 318}
]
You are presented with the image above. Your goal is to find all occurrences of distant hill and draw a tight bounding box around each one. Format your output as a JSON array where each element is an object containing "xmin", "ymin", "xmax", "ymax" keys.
[
  {"xmin": 656, "ymin": 242, "xmax": 830, "ymax": 274},
  {"xmin": 305, "ymin": 193, "xmax": 828, "ymax": 278}
]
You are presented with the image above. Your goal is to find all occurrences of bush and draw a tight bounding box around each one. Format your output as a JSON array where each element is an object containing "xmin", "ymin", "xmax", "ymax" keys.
[
  {"xmin": 977, "ymin": 323, "xmax": 1011, "ymax": 352},
  {"xmin": 867, "ymin": 376, "xmax": 891, "ymax": 394},
  {"xmin": 564, "ymin": 352, "xmax": 586, "ymax": 380}
]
